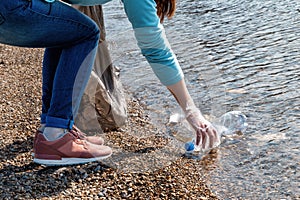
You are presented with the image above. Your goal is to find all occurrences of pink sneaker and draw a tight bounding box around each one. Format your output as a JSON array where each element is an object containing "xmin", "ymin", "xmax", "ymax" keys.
[
  {"xmin": 32, "ymin": 130, "xmax": 44, "ymax": 157},
  {"xmin": 72, "ymin": 125, "xmax": 104, "ymax": 145},
  {"xmin": 33, "ymin": 131, "xmax": 112, "ymax": 166},
  {"xmin": 32, "ymin": 126, "xmax": 105, "ymax": 156}
]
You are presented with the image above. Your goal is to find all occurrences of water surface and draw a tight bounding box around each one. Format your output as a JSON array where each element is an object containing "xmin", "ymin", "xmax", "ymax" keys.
[{"xmin": 103, "ymin": 0, "xmax": 300, "ymax": 199}]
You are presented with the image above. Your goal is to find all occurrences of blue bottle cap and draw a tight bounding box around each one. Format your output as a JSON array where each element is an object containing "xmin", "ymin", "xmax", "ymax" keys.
[{"xmin": 184, "ymin": 141, "xmax": 195, "ymax": 151}]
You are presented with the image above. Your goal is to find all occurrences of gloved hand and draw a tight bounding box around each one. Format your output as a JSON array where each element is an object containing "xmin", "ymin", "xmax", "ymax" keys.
[
  {"xmin": 167, "ymin": 79, "xmax": 221, "ymax": 151},
  {"xmin": 185, "ymin": 102, "xmax": 220, "ymax": 151}
]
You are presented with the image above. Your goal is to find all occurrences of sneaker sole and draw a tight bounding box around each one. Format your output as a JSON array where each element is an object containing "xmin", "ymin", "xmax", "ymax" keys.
[{"xmin": 33, "ymin": 153, "xmax": 112, "ymax": 166}]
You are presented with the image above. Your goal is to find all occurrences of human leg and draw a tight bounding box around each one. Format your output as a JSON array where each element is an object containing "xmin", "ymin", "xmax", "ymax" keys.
[
  {"xmin": 0, "ymin": 0, "xmax": 112, "ymax": 164},
  {"xmin": 41, "ymin": 48, "xmax": 62, "ymax": 125},
  {"xmin": 0, "ymin": 0, "xmax": 100, "ymax": 127}
]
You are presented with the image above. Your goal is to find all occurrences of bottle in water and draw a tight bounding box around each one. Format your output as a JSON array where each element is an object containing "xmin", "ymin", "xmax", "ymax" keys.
[
  {"xmin": 184, "ymin": 111, "xmax": 248, "ymax": 153},
  {"xmin": 213, "ymin": 110, "xmax": 248, "ymax": 136}
]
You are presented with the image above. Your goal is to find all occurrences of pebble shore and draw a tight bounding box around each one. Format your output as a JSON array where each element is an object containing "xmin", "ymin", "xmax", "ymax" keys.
[{"xmin": 0, "ymin": 44, "xmax": 219, "ymax": 199}]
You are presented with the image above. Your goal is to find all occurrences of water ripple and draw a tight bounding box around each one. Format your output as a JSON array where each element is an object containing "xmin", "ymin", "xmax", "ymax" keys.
[{"xmin": 103, "ymin": 0, "xmax": 300, "ymax": 198}]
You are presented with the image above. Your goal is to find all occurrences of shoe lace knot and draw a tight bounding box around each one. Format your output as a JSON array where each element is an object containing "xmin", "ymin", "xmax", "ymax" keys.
[{"xmin": 70, "ymin": 129, "xmax": 88, "ymax": 149}]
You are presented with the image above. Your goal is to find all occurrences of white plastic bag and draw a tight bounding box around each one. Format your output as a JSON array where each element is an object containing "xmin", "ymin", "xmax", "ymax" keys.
[{"xmin": 75, "ymin": 6, "xmax": 127, "ymax": 132}]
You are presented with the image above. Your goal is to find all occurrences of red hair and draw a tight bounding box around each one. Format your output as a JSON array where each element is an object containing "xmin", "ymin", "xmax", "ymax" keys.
[{"xmin": 155, "ymin": 0, "xmax": 176, "ymax": 22}]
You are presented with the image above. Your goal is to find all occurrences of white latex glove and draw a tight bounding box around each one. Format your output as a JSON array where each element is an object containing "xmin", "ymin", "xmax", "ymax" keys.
[
  {"xmin": 167, "ymin": 80, "xmax": 220, "ymax": 151},
  {"xmin": 185, "ymin": 102, "xmax": 220, "ymax": 151}
]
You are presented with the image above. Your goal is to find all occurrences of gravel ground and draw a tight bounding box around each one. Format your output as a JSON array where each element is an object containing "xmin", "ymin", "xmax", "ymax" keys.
[{"xmin": 0, "ymin": 44, "xmax": 219, "ymax": 199}]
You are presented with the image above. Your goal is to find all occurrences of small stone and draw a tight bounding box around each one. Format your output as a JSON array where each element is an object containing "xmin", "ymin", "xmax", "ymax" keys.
[{"xmin": 98, "ymin": 192, "xmax": 105, "ymax": 197}]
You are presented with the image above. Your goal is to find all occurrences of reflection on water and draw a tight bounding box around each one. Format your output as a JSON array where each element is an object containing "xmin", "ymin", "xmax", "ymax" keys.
[{"xmin": 103, "ymin": 0, "xmax": 300, "ymax": 199}]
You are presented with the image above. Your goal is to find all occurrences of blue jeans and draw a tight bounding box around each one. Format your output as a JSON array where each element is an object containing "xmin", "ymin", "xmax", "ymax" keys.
[{"xmin": 0, "ymin": 0, "xmax": 100, "ymax": 129}]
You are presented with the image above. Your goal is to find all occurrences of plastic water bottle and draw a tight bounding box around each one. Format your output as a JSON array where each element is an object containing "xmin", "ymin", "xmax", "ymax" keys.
[
  {"xmin": 213, "ymin": 110, "xmax": 248, "ymax": 136},
  {"xmin": 184, "ymin": 111, "xmax": 248, "ymax": 154}
]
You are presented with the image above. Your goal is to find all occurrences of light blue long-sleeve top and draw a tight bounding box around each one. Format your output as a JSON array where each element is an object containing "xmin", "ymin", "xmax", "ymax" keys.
[{"xmin": 69, "ymin": 0, "xmax": 184, "ymax": 86}]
